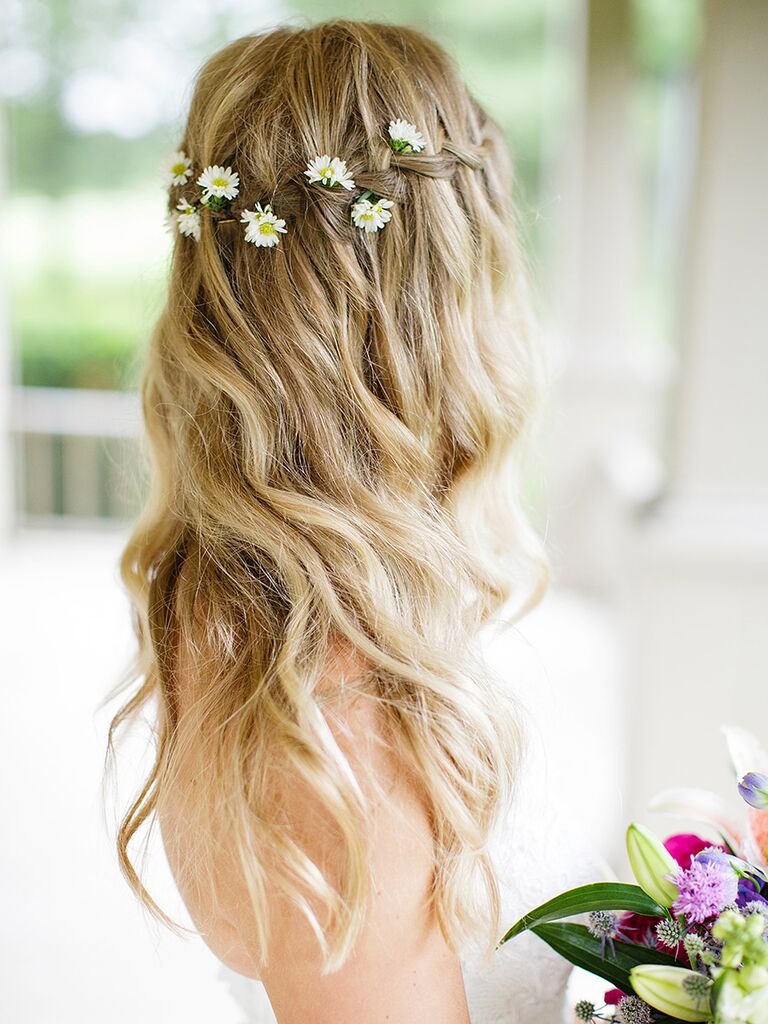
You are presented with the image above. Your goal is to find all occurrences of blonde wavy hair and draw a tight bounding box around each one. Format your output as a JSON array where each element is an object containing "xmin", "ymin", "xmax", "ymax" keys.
[{"xmin": 102, "ymin": 17, "xmax": 550, "ymax": 976}]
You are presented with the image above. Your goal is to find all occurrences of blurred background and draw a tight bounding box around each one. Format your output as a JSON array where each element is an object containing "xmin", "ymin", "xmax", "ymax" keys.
[{"xmin": 1, "ymin": 0, "xmax": 766, "ymax": 1020}]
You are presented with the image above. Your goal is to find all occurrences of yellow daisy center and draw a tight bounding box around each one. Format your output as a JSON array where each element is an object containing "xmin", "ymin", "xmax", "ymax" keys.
[
  {"xmin": 321, "ymin": 166, "xmax": 334, "ymax": 177},
  {"xmin": 172, "ymin": 162, "xmax": 187, "ymax": 176},
  {"xmin": 212, "ymin": 177, "xmax": 228, "ymax": 188},
  {"xmin": 259, "ymin": 222, "xmax": 276, "ymax": 235}
]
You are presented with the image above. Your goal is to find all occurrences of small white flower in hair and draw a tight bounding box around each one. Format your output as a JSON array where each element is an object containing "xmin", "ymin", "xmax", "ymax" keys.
[
  {"xmin": 162, "ymin": 150, "xmax": 193, "ymax": 187},
  {"xmin": 241, "ymin": 203, "xmax": 288, "ymax": 248},
  {"xmin": 163, "ymin": 208, "xmax": 179, "ymax": 234},
  {"xmin": 350, "ymin": 194, "xmax": 394, "ymax": 233},
  {"xmin": 304, "ymin": 155, "xmax": 356, "ymax": 190},
  {"xmin": 175, "ymin": 198, "xmax": 201, "ymax": 241},
  {"xmin": 388, "ymin": 119, "xmax": 426, "ymax": 154},
  {"xmin": 197, "ymin": 164, "xmax": 240, "ymax": 202}
]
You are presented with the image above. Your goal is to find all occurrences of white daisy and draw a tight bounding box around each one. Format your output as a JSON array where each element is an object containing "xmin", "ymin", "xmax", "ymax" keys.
[
  {"xmin": 240, "ymin": 203, "xmax": 288, "ymax": 248},
  {"xmin": 163, "ymin": 208, "xmax": 179, "ymax": 234},
  {"xmin": 162, "ymin": 150, "xmax": 193, "ymax": 187},
  {"xmin": 350, "ymin": 195, "xmax": 394, "ymax": 233},
  {"xmin": 197, "ymin": 164, "xmax": 240, "ymax": 201},
  {"xmin": 388, "ymin": 118, "xmax": 426, "ymax": 154},
  {"xmin": 304, "ymin": 155, "xmax": 355, "ymax": 190},
  {"xmin": 175, "ymin": 198, "xmax": 201, "ymax": 241}
]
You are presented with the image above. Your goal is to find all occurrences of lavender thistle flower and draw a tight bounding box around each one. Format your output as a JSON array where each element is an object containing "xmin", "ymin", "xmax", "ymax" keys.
[
  {"xmin": 574, "ymin": 1000, "xmax": 596, "ymax": 1022},
  {"xmin": 656, "ymin": 918, "xmax": 686, "ymax": 951},
  {"xmin": 672, "ymin": 858, "xmax": 739, "ymax": 923},
  {"xmin": 588, "ymin": 910, "xmax": 620, "ymax": 957}
]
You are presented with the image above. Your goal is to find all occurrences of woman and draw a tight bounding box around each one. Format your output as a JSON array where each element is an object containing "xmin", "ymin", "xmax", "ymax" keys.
[{"xmin": 106, "ymin": 19, "xmax": 596, "ymax": 1023}]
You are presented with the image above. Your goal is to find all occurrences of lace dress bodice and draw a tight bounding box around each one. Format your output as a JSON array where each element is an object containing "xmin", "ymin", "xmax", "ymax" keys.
[
  {"xmin": 218, "ymin": 604, "xmax": 604, "ymax": 1023},
  {"xmin": 458, "ymin": 738, "xmax": 599, "ymax": 1024}
]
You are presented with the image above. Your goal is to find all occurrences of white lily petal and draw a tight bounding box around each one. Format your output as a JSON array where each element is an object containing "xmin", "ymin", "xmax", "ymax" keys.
[
  {"xmin": 648, "ymin": 787, "xmax": 743, "ymax": 848},
  {"xmin": 722, "ymin": 724, "xmax": 768, "ymax": 777}
]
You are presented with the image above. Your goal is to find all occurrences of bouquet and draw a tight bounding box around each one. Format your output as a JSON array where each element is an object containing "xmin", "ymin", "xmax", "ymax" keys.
[{"xmin": 500, "ymin": 727, "xmax": 768, "ymax": 1023}]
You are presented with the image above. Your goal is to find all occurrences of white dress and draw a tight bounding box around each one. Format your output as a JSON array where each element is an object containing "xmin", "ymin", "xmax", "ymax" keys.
[{"xmin": 217, "ymin": 600, "xmax": 605, "ymax": 1023}]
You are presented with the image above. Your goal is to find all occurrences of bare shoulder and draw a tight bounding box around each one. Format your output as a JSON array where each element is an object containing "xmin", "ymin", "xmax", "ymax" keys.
[
  {"xmin": 160, "ymin": 621, "xmax": 470, "ymax": 1022},
  {"xmin": 260, "ymin": 683, "xmax": 471, "ymax": 1024}
]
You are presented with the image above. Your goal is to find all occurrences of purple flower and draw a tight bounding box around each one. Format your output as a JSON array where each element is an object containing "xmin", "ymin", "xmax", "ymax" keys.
[
  {"xmin": 738, "ymin": 772, "xmax": 768, "ymax": 810},
  {"xmin": 694, "ymin": 847, "xmax": 729, "ymax": 866},
  {"xmin": 588, "ymin": 910, "xmax": 624, "ymax": 957},
  {"xmin": 696, "ymin": 847, "xmax": 766, "ymax": 891},
  {"xmin": 671, "ymin": 858, "xmax": 739, "ymax": 923},
  {"xmin": 736, "ymin": 877, "xmax": 768, "ymax": 909}
]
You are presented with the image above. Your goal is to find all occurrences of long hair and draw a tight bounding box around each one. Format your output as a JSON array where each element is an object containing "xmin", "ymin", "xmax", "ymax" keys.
[{"xmin": 102, "ymin": 18, "xmax": 550, "ymax": 976}]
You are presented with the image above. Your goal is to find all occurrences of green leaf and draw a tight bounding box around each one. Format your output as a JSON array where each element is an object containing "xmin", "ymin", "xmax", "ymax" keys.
[
  {"xmin": 498, "ymin": 883, "xmax": 665, "ymax": 945},
  {"xmin": 529, "ymin": 923, "xmax": 681, "ymax": 994}
]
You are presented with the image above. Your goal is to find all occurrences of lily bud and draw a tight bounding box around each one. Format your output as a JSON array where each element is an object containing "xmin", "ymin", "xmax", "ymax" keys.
[
  {"xmin": 626, "ymin": 823, "xmax": 679, "ymax": 907},
  {"xmin": 629, "ymin": 965, "xmax": 712, "ymax": 1022},
  {"xmin": 739, "ymin": 772, "xmax": 768, "ymax": 810}
]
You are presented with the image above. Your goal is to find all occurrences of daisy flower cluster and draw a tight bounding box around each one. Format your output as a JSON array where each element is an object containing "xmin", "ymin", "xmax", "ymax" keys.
[
  {"xmin": 162, "ymin": 151, "xmax": 193, "ymax": 187},
  {"xmin": 161, "ymin": 117, "xmax": 428, "ymax": 247},
  {"xmin": 350, "ymin": 192, "xmax": 395, "ymax": 233},
  {"xmin": 303, "ymin": 155, "xmax": 356, "ymax": 191},
  {"xmin": 162, "ymin": 153, "xmax": 270, "ymax": 247},
  {"xmin": 500, "ymin": 726, "xmax": 768, "ymax": 1024},
  {"xmin": 197, "ymin": 164, "xmax": 240, "ymax": 208},
  {"xmin": 302, "ymin": 148, "xmax": 399, "ymax": 234},
  {"xmin": 387, "ymin": 117, "xmax": 426, "ymax": 154},
  {"xmin": 240, "ymin": 203, "xmax": 287, "ymax": 248},
  {"xmin": 174, "ymin": 198, "xmax": 201, "ymax": 242}
]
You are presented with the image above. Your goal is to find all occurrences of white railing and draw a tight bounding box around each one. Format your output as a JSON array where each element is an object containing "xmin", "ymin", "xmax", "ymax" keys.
[
  {"xmin": 10, "ymin": 386, "xmax": 143, "ymax": 523},
  {"xmin": 11, "ymin": 386, "xmax": 141, "ymax": 438}
]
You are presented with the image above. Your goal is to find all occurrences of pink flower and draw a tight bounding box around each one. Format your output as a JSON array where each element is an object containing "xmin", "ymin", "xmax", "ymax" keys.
[
  {"xmin": 747, "ymin": 807, "xmax": 768, "ymax": 866},
  {"xmin": 663, "ymin": 833, "xmax": 717, "ymax": 869}
]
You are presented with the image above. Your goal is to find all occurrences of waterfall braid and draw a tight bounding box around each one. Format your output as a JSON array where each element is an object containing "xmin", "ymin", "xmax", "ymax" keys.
[{"xmin": 102, "ymin": 18, "xmax": 550, "ymax": 976}]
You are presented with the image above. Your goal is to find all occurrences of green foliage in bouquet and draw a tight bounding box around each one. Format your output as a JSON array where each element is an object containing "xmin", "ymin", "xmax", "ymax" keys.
[
  {"xmin": 499, "ymin": 882, "xmax": 667, "ymax": 945},
  {"xmin": 501, "ymin": 823, "xmax": 768, "ymax": 1024}
]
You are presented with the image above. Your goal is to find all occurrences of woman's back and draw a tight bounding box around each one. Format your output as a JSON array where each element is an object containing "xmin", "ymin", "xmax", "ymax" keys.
[
  {"xmin": 218, "ymin": 600, "xmax": 600, "ymax": 1023},
  {"xmin": 106, "ymin": 18, "xmax": 555, "ymax": 1023}
]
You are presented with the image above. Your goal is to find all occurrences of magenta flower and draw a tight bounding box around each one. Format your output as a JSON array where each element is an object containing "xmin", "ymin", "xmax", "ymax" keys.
[
  {"xmin": 664, "ymin": 833, "xmax": 718, "ymax": 869},
  {"xmin": 671, "ymin": 858, "xmax": 739, "ymax": 923}
]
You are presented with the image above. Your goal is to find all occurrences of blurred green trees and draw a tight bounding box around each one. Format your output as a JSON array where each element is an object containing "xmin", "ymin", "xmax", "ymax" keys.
[{"xmin": 4, "ymin": 0, "xmax": 701, "ymax": 391}]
